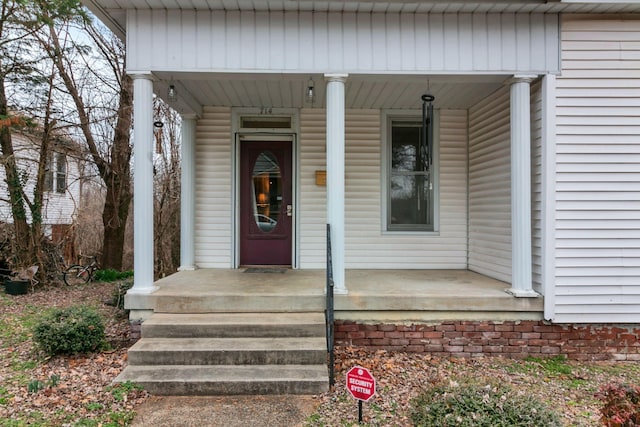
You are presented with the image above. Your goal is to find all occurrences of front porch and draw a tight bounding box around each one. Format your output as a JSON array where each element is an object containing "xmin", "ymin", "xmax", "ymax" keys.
[
  {"xmin": 118, "ymin": 268, "xmax": 542, "ymax": 394},
  {"xmin": 127, "ymin": 269, "xmax": 543, "ymax": 322}
]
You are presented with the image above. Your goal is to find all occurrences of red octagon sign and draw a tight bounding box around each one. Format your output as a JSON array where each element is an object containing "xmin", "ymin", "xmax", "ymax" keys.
[{"xmin": 346, "ymin": 366, "xmax": 376, "ymax": 402}]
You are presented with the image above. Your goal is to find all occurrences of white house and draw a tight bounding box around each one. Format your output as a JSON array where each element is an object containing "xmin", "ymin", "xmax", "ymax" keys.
[
  {"xmin": 84, "ymin": 0, "xmax": 640, "ymax": 394},
  {"xmin": 0, "ymin": 131, "xmax": 82, "ymax": 244}
]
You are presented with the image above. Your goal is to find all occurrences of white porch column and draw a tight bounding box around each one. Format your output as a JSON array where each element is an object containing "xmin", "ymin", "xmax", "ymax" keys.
[
  {"xmin": 130, "ymin": 73, "xmax": 156, "ymax": 293},
  {"xmin": 325, "ymin": 74, "xmax": 348, "ymax": 294},
  {"xmin": 508, "ymin": 75, "xmax": 539, "ymax": 297},
  {"xmin": 179, "ymin": 115, "xmax": 197, "ymax": 270}
]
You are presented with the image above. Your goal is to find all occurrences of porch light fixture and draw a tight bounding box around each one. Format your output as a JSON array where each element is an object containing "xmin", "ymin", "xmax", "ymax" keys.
[
  {"xmin": 167, "ymin": 84, "xmax": 178, "ymax": 102},
  {"xmin": 306, "ymin": 77, "xmax": 315, "ymax": 105}
]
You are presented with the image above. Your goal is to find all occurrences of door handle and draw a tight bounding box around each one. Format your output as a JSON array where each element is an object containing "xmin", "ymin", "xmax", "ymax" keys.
[{"xmin": 287, "ymin": 205, "xmax": 293, "ymax": 216}]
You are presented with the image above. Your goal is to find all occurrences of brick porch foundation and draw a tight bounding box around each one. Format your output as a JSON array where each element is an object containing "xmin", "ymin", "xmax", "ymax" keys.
[
  {"xmin": 129, "ymin": 319, "xmax": 142, "ymax": 341},
  {"xmin": 335, "ymin": 320, "xmax": 640, "ymax": 361}
]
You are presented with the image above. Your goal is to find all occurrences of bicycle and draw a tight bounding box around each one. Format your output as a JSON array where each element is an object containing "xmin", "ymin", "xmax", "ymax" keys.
[{"xmin": 63, "ymin": 255, "xmax": 100, "ymax": 286}]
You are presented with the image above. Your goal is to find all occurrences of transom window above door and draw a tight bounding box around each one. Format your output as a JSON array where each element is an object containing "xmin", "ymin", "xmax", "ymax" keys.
[{"xmin": 385, "ymin": 114, "xmax": 439, "ymax": 233}]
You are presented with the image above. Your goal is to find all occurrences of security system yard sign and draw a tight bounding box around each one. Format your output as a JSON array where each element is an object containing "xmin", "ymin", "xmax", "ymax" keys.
[{"xmin": 346, "ymin": 366, "xmax": 376, "ymax": 422}]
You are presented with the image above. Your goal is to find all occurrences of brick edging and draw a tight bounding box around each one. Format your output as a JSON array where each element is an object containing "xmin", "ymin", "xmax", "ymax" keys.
[{"xmin": 334, "ymin": 320, "xmax": 640, "ymax": 361}]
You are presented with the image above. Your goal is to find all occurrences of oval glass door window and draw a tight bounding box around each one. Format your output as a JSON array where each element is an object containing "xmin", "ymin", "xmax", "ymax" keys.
[{"xmin": 252, "ymin": 151, "xmax": 282, "ymax": 233}]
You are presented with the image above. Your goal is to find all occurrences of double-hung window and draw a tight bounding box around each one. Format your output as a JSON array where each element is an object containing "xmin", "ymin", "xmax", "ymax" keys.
[
  {"xmin": 55, "ymin": 152, "xmax": 66, "ymax": 193},
  {"xmin": 43, "ymin": 151, "xmax": 67, "ymax": 194},
  {"xmin": 385, "ymin": 114, "xmax": 438, "ymax": 232}
]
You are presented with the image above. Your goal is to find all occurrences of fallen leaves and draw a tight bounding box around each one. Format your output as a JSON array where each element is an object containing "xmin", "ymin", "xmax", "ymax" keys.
[
  {"xmin": 308, "ymin": 346, "xmax": 640, "ymax": 426},
  {"xmin": 3, "ymin": 285, "xmax": 640, "ymax": 426},
  {"xmin": 0, "ymin": 283, "xmax": 149, "ymax": 425}
]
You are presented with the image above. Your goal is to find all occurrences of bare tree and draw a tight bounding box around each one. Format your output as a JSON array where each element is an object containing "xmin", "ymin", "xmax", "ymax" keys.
[
  {"xmin": 153, "ymin": 99, "xmax": 181, "ymax": 277},
  {"xmin": 36, "ymin": 4, "xmax": 133, "ymax": 270},
  {"xmin": 4, "ymin": 1, "xmax": 182, "ymax": 277},
  {"xmin": 0, "ymin": 0, "xmax": 77, "ymax": 273}
]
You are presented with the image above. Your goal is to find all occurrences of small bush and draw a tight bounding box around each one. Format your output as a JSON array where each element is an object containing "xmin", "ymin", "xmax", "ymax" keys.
[
  {"xmin": 596, "ymin": 383, "xmax": 640, "ymax": 427},
  {"xmin": 33, "ymin": 306, "xmax": 106, "ymax": 356},
  {"xmin": 93, "ymin": 269, "xmax": 133, "ymax": 282},
  {"xmin": 410, "ymin": 380, "xmax": 562, "ymax": 426}
]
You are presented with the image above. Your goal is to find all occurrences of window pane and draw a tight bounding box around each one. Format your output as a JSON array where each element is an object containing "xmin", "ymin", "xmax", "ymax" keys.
[
  {"xmin": 390, "ymin": 175, "xmax": 431, "ymax": 227},
  {"xmin": 391, "ymin": 125, "xmax": 419, "ymax": 171},
  {"xmin": 56, "ymin": 153, "xmax": 66, "ymax": 173},
  {"xmin": 242, "ymin": 117, "xmax": 291, "ymax": 129},
  {"xmin": 56, "ymin": 173, "xmax": 66, "ymax": 193},
  {"xmin": 252, "ymin": 151, "xmax": 281, "ymax": 233}
]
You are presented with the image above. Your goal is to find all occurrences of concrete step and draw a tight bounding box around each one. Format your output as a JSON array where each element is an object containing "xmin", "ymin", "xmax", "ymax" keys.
[
  {"xmin": 115, "ymin": 364, "xmax": 329, "ymax": 395},
  {"xmin": 128, "ymin": 337, "xmax": 327, "ymax": 366},
  {"xmin": 142, "ymin": 312, "xmax": 326, "ymax": 338},
  {"xmin": 153, "ymin": 294, "xmax": 326, "ymax": 313}
]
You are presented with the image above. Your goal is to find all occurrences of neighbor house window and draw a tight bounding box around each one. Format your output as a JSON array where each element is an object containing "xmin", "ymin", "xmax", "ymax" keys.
[
  {"xmin": 386, "ymin": 116, "xmax": 438, "ymax": 232},
  {"xmin": 55, "ymin": 152, "xmax": 66, "ymax": 193},
  {"xmin": 44, "ymin": 152, "xmax": 67, "ymax": 194}
]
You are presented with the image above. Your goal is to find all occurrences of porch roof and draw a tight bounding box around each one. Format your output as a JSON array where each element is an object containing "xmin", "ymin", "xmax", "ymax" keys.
[{"xmin": 85, "ymin": 0, "xmax": 640, "ymax": 41}]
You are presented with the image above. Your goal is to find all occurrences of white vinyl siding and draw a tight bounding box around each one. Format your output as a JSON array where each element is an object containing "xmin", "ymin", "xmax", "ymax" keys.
[
  {"xmin": 531, "ymin": 80, "xmax": 543, "ymax": 294},
  {"xmin": 194, "ymin": 106, "xmax": 233, "ymax": 268},
  {"xmin": 468, "ymin": 86, "xmax": 512, "ymax": 283},
  {"xmin": 344, "ymin": 109, "xmax": 467, "ymax": 269},
  {"xmin": 554, "ymin": 16, "xmax": 640, "ymax": 323},
  {"xmin": 298, "ymin": 108, "xmax": 327, "ymax": 268},
  {"xmin": 224, "ymin": 108, "xmax": 467, "ymax": 269},
  {"xmin": 127, "ymin": 10, "xmax": 559, "ymax": 74}
]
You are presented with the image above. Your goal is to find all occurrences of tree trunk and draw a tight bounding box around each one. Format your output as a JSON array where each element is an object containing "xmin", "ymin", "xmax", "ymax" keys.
[
  {"xmin": 0, "ymin": 74, "xmax": 34, "ymax": 268},
  {"xmin": 100, "ymin": 74, "xmax": 132, "ymax": 270},
  {"xmin": 101, "ymin": 177, "xmax": 128, "ymax": 270}
]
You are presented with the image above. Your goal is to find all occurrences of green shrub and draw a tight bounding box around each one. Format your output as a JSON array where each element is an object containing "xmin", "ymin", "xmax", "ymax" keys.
[
  {"xmin": 33, "ymin": 306, "xmax": 106, "ymax": 356},
  {"xmin": 109, "ymin": 280, "xmax": 133, "ymax": 310},
  {"xmin": 93, "ymin": 269, "xmax": 133, "ymax": 282},
  {"xmin": 596, "ymin": 383, "xmax": 640, "ymax": 427},
  {"xmin": 410, "ymin": 380, "xmax": 562, "ymax": 427}
]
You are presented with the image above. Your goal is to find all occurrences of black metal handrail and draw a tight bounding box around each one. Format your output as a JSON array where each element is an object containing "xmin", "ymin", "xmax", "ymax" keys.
[{"xmin": 326, "ymin": 223, "xmax": 335, "ymax": 387}]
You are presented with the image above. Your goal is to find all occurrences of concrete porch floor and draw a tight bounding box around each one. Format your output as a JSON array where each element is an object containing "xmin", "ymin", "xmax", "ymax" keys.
[{"xmin": 128, "ymin": 269, "xmax": 543, "ymax": 322}]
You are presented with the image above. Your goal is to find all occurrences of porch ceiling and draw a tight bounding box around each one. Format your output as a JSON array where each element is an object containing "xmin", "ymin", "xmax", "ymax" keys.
[{"xmin": 152, "ymin": 73, "xmax": 508, "ymax": 116}]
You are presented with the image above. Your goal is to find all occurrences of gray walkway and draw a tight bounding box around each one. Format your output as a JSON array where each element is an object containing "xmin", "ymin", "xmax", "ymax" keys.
[{"xmin": 131, "ymin": 395, "xmax": 317, "ymax": 427}]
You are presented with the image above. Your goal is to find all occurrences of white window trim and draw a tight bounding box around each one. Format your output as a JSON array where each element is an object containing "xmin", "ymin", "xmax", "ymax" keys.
[{"xmin": 381, "ymin": 109, "xmax": 440, "ymax": 235}]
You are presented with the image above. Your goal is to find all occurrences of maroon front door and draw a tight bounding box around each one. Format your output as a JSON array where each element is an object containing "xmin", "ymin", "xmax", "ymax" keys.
[{"xmin": 240, "ymin": 141, "xmax": 292, "ymax": 266}]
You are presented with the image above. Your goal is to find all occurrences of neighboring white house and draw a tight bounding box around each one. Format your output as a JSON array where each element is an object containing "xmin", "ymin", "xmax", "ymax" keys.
[
  {"xmin": 84, "ymin": 0, "xmax": 640, "ymax": 360},
  {"xmin": 0, "ymin": 131, "xmax": 82, "ymax": 246}
]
